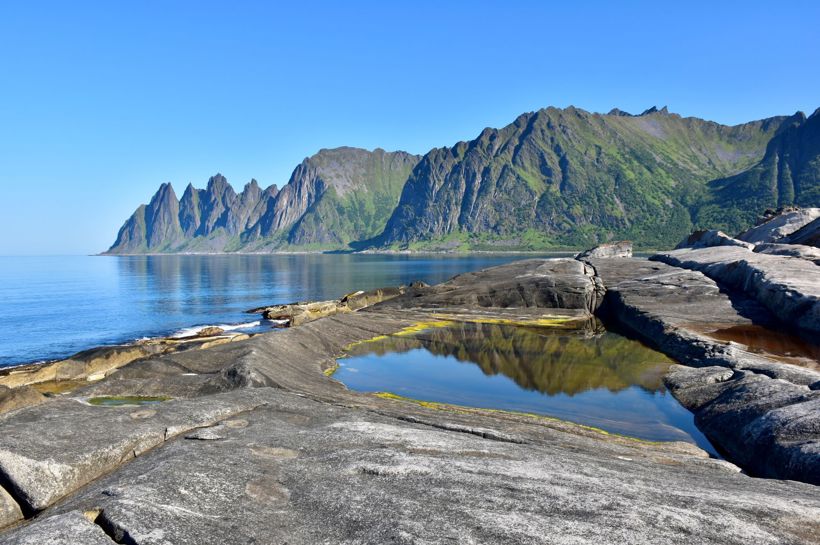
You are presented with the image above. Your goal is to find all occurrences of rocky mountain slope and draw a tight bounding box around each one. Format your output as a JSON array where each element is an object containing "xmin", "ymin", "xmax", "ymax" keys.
[
  {"xmin": 695, "ymin": 110, "xmax": 820, "ymax": 233},
  {"xmin": 375, "ymin": 107, "xmax": 797, "ymax": 250},
  {"xmin": 106, "ymin": 148, "xmax": 418, "ymax": 253},
  {"xmin": 106, "ymin": 106, "xmax": 820, "ymax": 253}
]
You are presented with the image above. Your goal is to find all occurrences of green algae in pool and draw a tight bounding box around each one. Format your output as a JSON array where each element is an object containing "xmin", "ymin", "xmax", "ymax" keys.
[
  {"xmin": 87, "ymin": 396, "xmax": 170, "ymax": 407},
  {"xmin": 337, "ymin": 322, "xmax": 718, "ymax": 455}
]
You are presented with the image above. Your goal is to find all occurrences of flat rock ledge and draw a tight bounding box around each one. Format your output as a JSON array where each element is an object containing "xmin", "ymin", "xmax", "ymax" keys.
[
  {"xmin": 590, "ymin": 257, "xmax": 820, "ymax": 485},
  {"xmin": 0, "ymin": 258, "xmax": 818, "ymax": 544},
  {"xmin": 652, "ymin": 246, "xmax": 820, "ymax": 333}
]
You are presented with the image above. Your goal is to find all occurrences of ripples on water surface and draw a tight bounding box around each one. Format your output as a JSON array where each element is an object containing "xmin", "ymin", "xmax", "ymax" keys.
[
  {"xmin": 337, "ymin": 322, "xmax": 718, "ymax": 453},
  {"xmin": 0, "ymin": 254, "xmax": 568, "ymax": 367}
]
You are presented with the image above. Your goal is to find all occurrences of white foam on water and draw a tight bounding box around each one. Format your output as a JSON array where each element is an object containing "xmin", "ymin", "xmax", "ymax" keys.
[{"xmin": 170, "ymin": 320, "xmax": 265, "ymax": 339}]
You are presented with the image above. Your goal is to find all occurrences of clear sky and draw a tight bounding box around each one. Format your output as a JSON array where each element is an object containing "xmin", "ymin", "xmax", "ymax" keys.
[{"xmin": 1, "ymin": 1, "xmax": 818, "ymax": 255}]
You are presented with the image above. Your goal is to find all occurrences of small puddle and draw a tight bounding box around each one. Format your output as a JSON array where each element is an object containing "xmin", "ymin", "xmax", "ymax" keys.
[
  {"xmin": 692, "ymin": 323, "xmax": 820, "ymax": 370},
  {"xmin": 87, "ymin": 396, "xmax": 170, "ymax": 407},
  {"xmin": 338, "ymin": 322, "xmax": 717, "ymax": 455}
]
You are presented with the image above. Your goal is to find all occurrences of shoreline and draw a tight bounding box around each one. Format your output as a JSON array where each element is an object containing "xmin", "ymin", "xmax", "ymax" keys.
[
  {"xmin": 0, "ymin": 318, "xmax": 278, "ymax": 376},
  {"xmin": 1, "ymin": 252, "xmax": 818, "ymax": 542},
  {"xmin": 95, "ymin": 249, "xmax": 588, "ymax": 256}
]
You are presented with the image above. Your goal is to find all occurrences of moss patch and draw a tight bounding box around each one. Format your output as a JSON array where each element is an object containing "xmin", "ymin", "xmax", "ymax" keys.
[
  {"xmin": 429, "ymin": 314, "xmax": 583, "ymax": 328},
  {"xmin": 373, "ymin": 391, "xmax": 663, "ymax": 445}
]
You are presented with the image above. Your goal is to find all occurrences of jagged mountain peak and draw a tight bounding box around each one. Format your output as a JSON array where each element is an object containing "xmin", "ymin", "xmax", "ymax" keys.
[
  {"xmin": 152, "ymin": 182, "xmax": 177, "ymax": 199},
  {"xmin": 639, "ymin": 105, "xmax": 669, "ymax": 116},
  {"xmin": 106, "ymin": 105, "xmax": 819, "ymax": 254}
]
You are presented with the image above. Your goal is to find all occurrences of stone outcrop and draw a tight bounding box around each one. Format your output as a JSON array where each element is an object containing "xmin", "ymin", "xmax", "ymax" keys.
[
  {"xmin": 736, "ymin": 207, "xmax": 820, "ymax": 244},
  {"xmin": 753, "ymin": 242, "xmax": 820, "ymax": 264},
  {"xmin": 1, "ymin": 257, "xmax": 819, "ymax": 542},
  {"xmin": 380, "ymin": 258, "xmax": 605, "ymax": 313},
  {"xmin": 0, "ymin": 329, "xmax": 250, "ymax": 391},
  {"xmin": 674, "ymin": 229, "xmax": 754, "ymax": 250},
  {"xmin": 665, "ymin": 365, "xmax": 820, "ymax": 484},
  {"xmin": 250, "ymin": 286, "xmax": 408, "ymax": 326},
  {"xmin": 591, "ymin": 257, "xmax": 820, "ymax": 484},
  {"xmin": 784, "ymin": 216, "xmax": 820, "ymax": 247},
  {"xmin": 576, "ymin": 241, "xmax": 633, "ymax": 259},
  {"xmin": 0, "ymin": 385, "xmax": 45, "ymax": 415},
  {"xmin": 341, "ymin": 286, "xmax": 405, "ymax": 311},
  {"xmin": 0, "ymin": 390, "xmax": 270, "ymax": 513},
  {"xmin": 652, "ymin": 246, "xmax": 820, "ymax": 333}
]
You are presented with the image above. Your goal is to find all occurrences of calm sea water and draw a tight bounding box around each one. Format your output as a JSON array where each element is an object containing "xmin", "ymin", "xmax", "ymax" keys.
[
  {"xmin": 337, "ymin": 322, "xmax": 717, "ymax": 453},
  {"xmin": 0, "ymin": 254, "xmax": 565, "ymax": 367}
]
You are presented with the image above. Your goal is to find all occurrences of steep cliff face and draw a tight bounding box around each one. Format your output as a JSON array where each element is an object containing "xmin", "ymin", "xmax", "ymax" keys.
[
  {"xmin": 696, "ymin": 110, "xmax": 820, "ymax": 232},
  {"xmin": 108, "ymin": 183, "xmax": 183, "ymax": 253},
  {"xmin": 377, "ymin": 107, "xmax": 788, "ymax": 249},
  {"xmin": 178, "ymin": 183, "xmax": 202, "ymax": 237},
  {"xmin": 107, "ymin": 177, "xmax": 274, "ymax": 254},
  {"xmin": 241, "ymin": 147, "xmax": 419, "ymax": 247},
  {"xmin": 282, "ymin": 148, "xmax": 420, "ymax": 246}
]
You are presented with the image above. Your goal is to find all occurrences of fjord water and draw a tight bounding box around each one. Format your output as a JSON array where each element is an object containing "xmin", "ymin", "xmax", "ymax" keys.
[
  {"xmin": 337, "ymin": 322, "xmax": 717, "ymax": 454},
  {"xmin": 0, "ymin": 254, "xmax": 565, "ymax": 367}
]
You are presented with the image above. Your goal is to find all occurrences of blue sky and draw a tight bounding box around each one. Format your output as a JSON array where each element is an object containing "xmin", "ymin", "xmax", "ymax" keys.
[{"xmin": 1, "ymin": 1, "xmax": 818, "ymax": 255}]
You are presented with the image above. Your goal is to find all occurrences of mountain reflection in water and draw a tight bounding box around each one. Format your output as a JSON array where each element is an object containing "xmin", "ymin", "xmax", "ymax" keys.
[{"xmin": 339, "ymin": 322, "xmax": 717, "ymax": 454}]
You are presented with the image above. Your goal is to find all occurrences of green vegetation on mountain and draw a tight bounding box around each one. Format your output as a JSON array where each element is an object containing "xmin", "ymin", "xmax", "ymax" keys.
[
  {"xmin": 377, "ymin": 106, "xmax": 792, "ymax": 250},
  {"xmin": 695, "ymin": 109, "xmax": 820, "ymax": 233},
  {"xmin": 106, "ymin": 106, "xmax": 820, "ymax": 254}
]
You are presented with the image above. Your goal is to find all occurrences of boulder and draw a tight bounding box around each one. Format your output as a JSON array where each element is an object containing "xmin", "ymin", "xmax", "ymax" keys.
[
  {"xmin": 576, "ymin": 241, "xmax": 632, "ymax": 259},
  {"xmin": 262, "ymin": 300, "xmax": 347, "ymax": 326},
  {"xmin": 675, "ymin": 230, "xmax": 754, "ymax": 250},
  {"xmin": 783, "ymin": 217, "xmax": 820, "ymax": 247},
  {"xmin": 736, "ymin": 207, "xmax": 820, "ymax": 244},
  {"xmin": 253, "ymin": 285, "xmax": 408, "ymax": 326},
  {"xmin": 0, "ymin": 486, "xmax": 23, "ymax": 530},
  {"xmin": 195, "ymin": 326, "xmax": 225, "ymax": 337},
  {"xmin": 341, "ymin": 286, "xmax": 405, "ymax": 311}
]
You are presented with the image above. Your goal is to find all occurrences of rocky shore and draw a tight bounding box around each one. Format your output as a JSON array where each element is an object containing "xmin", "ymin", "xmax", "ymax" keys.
[{"xmin": 0, "ymin": 210, "xmax": 819, "ymax": 544}]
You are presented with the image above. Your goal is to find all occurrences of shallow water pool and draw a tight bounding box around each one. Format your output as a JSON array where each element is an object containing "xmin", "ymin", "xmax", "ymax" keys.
[{"xmin": 336, "ymin": 322, "xmax": 717, "ymax": 455}]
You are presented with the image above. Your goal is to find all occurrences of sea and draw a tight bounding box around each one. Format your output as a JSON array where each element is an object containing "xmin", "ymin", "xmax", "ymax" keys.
[{"xmin": 0, "ymin": 253, "xmax": 567, "ymax": 367}]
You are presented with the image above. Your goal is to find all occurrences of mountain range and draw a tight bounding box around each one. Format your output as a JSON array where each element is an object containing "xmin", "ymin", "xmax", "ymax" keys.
[{"xmin": 105, "ymin": 105, "xmax": 820, "ymax": 254}]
